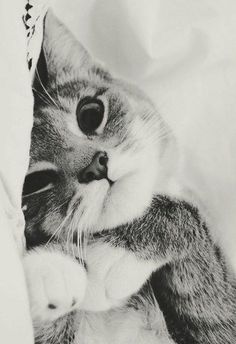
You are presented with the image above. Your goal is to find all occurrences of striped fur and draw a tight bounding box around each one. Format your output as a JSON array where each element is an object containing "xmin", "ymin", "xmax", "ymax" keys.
[{"xmin": 23, "ymin": 10, "xmax": 236, "ymax": 344}]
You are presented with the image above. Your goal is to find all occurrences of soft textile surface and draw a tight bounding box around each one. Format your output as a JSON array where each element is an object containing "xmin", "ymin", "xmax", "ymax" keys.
[
  {"xmin": 0, "ymin": 0, "xmax": 33, "ymax": 342},
  {"xmin": 53, "ymin": 0, "xmax": 236, "ymax": 271},
  {"xmin": 0, "ymin": 0, "xmax": 49, "ymax": 342}
]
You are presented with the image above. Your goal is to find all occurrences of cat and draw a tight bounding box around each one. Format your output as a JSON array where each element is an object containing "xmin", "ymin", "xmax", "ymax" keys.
[{"xmin": 22, "ymin": 10, "xmax": 236, "ymax": 344}]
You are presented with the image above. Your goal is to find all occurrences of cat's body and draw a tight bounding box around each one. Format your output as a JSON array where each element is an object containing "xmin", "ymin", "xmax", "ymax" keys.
[
  {"xmin": 26, "ymin": 196, "xmax": 236, "ymax": 344},
  {"xmin": 33, "ymin": 290, "xmax": 173, "ymax": 344},
  {"xmin": 99, "ymin": 196, "xmax": 236, "ymax": 343},
  {"xmin": 22, "ymin": 10, "xmax": 236, "ymax": 344}
]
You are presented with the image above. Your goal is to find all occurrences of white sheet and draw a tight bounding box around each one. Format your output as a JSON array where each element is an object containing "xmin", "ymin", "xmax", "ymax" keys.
[
  {"xmin": 0, "ymin": 0, "xmax": 33, "ymax": 342},
  {"xmin": 0, "ymin": 0, "xmax": 49, "ymax": 342}
]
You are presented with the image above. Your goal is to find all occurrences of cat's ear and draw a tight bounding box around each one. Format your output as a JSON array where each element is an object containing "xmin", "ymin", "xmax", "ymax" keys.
[{"xmin": 42, "ymin": 9, "xmax": 92, "ymax": 82}]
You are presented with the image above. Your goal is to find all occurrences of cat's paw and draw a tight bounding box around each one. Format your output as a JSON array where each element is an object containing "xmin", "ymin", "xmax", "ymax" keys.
[
  {"xmin": 23, "ymin": 249, "xmax": 87, "ymax": 324},
  {"xmin": 81, "ymin": 242, "xmax": 158, "ymax": 311}
]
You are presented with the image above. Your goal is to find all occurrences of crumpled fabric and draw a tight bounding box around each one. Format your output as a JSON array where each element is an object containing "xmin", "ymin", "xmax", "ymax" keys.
[{"xmin": 0, "ymin": 0, "xmax": 49, "ymax": 343}]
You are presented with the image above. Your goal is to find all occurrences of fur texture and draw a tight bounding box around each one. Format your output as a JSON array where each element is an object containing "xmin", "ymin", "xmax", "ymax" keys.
[{"xmin": 22, "ymin": 10, "xmax": 236, "ymax": 344}]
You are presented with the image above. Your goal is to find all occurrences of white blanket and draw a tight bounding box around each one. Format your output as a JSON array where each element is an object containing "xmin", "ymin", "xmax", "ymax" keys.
[{"xmin": 0, "ymin": 0, "xmax": 48, "ymax": 342}]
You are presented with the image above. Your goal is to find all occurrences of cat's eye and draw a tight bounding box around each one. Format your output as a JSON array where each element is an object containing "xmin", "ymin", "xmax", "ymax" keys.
[
  {"xmin": 22, "ymin": 169, "xmax": 58, "ymax": 197},
  {"xmin": 76, "ymin": 97, "xmax": 105, "ymax": 135}
]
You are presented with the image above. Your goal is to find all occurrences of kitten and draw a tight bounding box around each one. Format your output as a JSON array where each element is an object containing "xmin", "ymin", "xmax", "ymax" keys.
[{"xmin": 22, "ymin": 10, "xmax": 236, "ymax": 344}]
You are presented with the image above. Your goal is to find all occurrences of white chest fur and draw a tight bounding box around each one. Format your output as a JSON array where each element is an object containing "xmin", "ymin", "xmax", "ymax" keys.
[{"xmin": 75, "ymin": 304, "xmax": 175, "ymax": 344}]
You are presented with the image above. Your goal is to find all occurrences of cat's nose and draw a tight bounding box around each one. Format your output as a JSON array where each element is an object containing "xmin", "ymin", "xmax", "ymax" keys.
[{"xmin": 78, "ymin": 151, "xmax": 108, "ymax": 184}]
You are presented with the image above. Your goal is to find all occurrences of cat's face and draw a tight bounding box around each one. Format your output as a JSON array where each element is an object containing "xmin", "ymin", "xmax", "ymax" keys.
[{"xmin": 23, "ymin": 11, "xmax": 169, "ymax": 246}]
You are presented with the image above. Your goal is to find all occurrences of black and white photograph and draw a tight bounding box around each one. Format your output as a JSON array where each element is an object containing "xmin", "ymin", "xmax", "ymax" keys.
[{"xmin": 0, "ymin": 1, "xmax": 235, "ymax": 343}]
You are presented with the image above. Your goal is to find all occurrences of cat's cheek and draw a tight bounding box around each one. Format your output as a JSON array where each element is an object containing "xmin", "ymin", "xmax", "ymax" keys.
[
  {"xmin": 23, "ymin": 249, "xmax": 87, "ymax": 324},
  {"xmin": 99, "ymin": 172, "xmax": 155, "ymax": 230},
  {"xmin": 77, "ymin": 180, "xmax": 109, "ymax": 229}
]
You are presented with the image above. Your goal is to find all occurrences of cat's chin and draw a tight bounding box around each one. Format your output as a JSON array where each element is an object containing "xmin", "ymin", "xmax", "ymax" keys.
[
  {"xmin": 73, "ymin": 170, "xmax": 156, "ymax": 233},
  {"xmin": 99, "ymin": 176, "xmax": 154, "ymax": 230}
]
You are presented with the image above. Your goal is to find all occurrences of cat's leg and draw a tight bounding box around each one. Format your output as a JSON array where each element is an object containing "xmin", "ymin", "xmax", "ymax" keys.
[
  {"xmin": 92, "ymin": 195, "xmax": 236, "ymax": 343},
  {"xmin": 80, "ymin": 242, "xmax": 159, "ymax": 311},
  {"xmin": 23, "ymin": 246, "xmax": 87, "ymax": 324}
]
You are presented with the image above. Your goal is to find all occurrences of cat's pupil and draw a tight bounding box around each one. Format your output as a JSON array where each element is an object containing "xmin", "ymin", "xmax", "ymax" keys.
[
  {"xmin": 76, "ymin": 98, "xmax": 104, "ymax": 134},
  {"xmin": 22, "ymin": 170, "xmax": 58, "ymax": 196}
]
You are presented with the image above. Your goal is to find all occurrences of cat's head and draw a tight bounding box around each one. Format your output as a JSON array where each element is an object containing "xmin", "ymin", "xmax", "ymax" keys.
[{"xmin": 23, "ymin": 10, "xmax": 173, "ymax": 246}]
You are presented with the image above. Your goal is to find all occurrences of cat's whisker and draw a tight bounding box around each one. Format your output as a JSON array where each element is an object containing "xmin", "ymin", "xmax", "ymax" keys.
[
  {"xmin": 77, "ymin": 222, "xmax": 85, "ymax": 265},
  {"xmin": 56, "ymin": 85, "xmax": 61, "ymax": 106},
  {"xmin": 70, "ymin": 218, "xmax": 76, "ymax": 255},
  {"xmin": 45, "ymin": 221, "xmax": 65, "ymax": 247},
  {"xmin": 26, "ymin": 198, "xmax": 69, "ymax": 233},
  {"xmin": 66, "ymin": 199, "xmax": 86, "ymax": 265},
  {"xmin": 45, "ymin": 206, "xmax": 74, "ymax": 247},
  {"xmin": 35, "ymin": 67, "xmax": 60, "ymax": 110},
  {"xmin": 65, "ymin": 221, "xmax": 72, "ymax": 255},
  {"xmin": 83, "ymin": 228, "xmax": 90, "ymax": 266},
  {"xmin": 32, "ymin": 87, "xmax": 55, "ymax": 108},
  {"xmin": 77, "ymin": 228, "xmax": 83, "ymax": 265},
  {"xmin": 143, "ymin": 121, "xmax": 172, "ymax": 146},
  {"xmin": 73, "ymin": 213, "xmax": 90, "ymax": 268},
  {"xmin": 67, "ymin": 214, "xmax": 78, "ymax": 258}
]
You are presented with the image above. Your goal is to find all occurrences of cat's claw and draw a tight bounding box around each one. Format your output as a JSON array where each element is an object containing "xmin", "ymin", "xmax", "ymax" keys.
[{"xmin": 23, "ymin": 249, "xmax": 87, "ymax": 324}]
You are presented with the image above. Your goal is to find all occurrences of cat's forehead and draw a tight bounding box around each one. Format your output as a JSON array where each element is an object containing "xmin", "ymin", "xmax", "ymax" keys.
[
  {"xmin": 50, "ymin": 76, "xmax": 131, "ymax": 126},
  {"xmin": 56, "ymin": 81, "xmax": 108, "ymax": 106}
]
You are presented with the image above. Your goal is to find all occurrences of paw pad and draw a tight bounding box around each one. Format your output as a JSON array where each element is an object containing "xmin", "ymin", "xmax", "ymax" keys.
[{"xmin": 48, "ymin": 303, "xmax": 57, "ymax": 310}]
